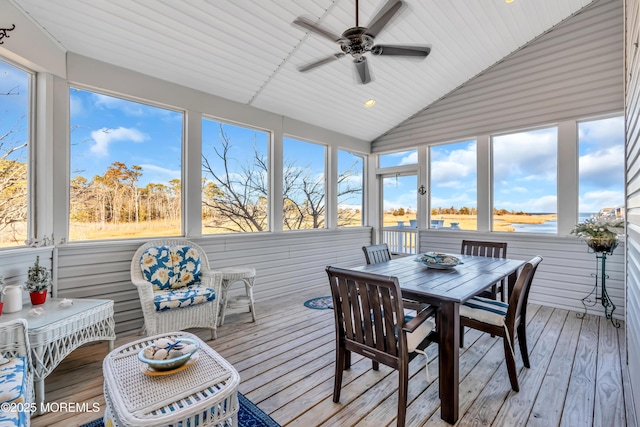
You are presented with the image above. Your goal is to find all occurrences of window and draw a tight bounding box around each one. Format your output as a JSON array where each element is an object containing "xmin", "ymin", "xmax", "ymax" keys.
[
  {"xmin": 69, "ymin": 88, "xmax": 183, "ymax": 241},
  {"xmin": 492, "ymin": 127, "xmax": 558, "ymax": 233},
  {"xmin": 430, "ymin": 140, "xmax": 477, "ymax": 230},
  {"xmin": 0, "ymin": 59, "xmax": 30, "ymax": 247},
  {"xmin": 337, "ymin": 150, "xmax": 364, "ymax": 227},
  {"xmin": 283, "ymin": 138, "xmax": 326, "ymax": 230},
  {"xmin": 379, "ymin": 149, "xmax": 417, "ymax": 168},
  {"xmin": 578, "ymin": 116, "xmax": 624, "ymax": 222},
  {"xmin": 201, "ymin": 118, "xmax": 270, "ymax": 233}
]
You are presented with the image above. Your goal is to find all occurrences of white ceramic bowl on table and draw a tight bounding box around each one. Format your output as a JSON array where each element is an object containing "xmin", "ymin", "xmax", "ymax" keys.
[{"xmin": 415, "ymin": 252, "xmax": 463, "ymax": 269}]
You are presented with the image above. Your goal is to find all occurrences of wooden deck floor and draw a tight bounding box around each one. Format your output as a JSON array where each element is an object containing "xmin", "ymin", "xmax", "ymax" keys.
[{"xmin": 31, "ymin": 289, "xmax": 636, "ymax": 427}]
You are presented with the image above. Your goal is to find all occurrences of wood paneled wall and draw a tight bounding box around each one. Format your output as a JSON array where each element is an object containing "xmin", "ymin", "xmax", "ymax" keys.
[
  {"xmin": 51, "ymin": 228, "xmax": 372, "ymax": 335},
  {"xmin": 372, "ymin": 0, "xmax": 623, "ymax": 152}
]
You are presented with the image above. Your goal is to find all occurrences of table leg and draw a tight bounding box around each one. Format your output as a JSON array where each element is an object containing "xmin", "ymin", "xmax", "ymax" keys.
[
  {"xmin": 108, "ymin": 339, "xmax": 115, "ymax": 352},
  {"xmin": 439, "ymin": 301, "xmax": 460, "ymax": 424},
  {"xmin": 35, "ymin": 378, "xmax": 45, "ymax": 415}
]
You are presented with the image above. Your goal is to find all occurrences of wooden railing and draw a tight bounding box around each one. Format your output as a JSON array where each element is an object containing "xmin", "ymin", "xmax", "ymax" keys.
[{"xmin": 383, "ymin": 223, "xmax": 418, "ymax": 255}]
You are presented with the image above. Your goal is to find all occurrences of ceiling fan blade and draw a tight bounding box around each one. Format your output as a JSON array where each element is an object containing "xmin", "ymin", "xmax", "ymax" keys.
[
  {"xmin": 371, "ymin": 45, "xmax": 431, "ymax": 57},
  {"xmin": 365, "ymin": 0, "xmax": 404, "ymax": 38},
  {"xmin": 354, "ymin": 57, "xmax": 371, "ymax": 84},
  {"xmin": 293, "ymin": 17, "xmax": 342, "ymax": 43},
  {"xmin": 298, "ymin": 53, "xmax": 345, "ymax": 72}
]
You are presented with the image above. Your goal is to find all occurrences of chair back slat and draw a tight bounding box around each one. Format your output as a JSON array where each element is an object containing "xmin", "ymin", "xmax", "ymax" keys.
[
  {"xmin": 461, "ymin": 240, "xmax": 507, "ymax": 258},
  {"xmin": 362, "ymin": 244, "xmax": 392, "ymax": 264}
]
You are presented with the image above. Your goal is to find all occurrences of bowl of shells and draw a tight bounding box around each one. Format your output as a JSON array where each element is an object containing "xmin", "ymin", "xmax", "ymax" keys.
[{"xmin": 138, "ymin": 337, "xmax": 200, "ymax": 371}]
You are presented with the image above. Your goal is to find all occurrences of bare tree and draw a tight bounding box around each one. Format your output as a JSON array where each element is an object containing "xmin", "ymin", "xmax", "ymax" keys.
[
  {"xmin": 202, "ymin": 126, "xmax": 268, "ymax": 232},
  {"xmin": 203, "ymin": 124, "xmax": 362, "ymax": 232},
  {"xmin": 0, "ymin": 113, "xmax": 28, "ymax": 243}
]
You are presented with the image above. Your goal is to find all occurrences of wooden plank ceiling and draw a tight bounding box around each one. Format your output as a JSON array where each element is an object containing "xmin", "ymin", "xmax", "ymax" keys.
[{"xmin": 12, "ymin": 0, "xmax": 597, "ymax": 141}]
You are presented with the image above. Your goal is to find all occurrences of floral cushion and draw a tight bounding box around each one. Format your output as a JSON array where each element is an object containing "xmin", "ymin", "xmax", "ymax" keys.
[
  {"xmin": 0, "ymin": 356, "xmax": 27, "ymax": 405},
  {"xmin": 140, "ymin": 245, "xmax": 201, "ymax": 291},
  {"xmin": 0, "ymin": 410, "xmax": 28, "ymax": 427},
  {"xmin": 153, "ymin": 285, "xmax": 217, "ymax": 311}
]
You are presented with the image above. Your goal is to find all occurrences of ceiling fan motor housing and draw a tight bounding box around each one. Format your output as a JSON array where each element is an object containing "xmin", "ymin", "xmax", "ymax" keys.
[{"xmin": 340, "ymin": 27, "xmax": 375, "ymax": 56}]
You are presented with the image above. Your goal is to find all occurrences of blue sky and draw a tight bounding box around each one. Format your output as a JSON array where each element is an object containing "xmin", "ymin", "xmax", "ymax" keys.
[
  {"xmin": 70, "ymin": 88, "xmax": 183, "ymax": 186},
  {"xmin": 0, "ymin": 60, "xmax": 29, "ymax": 162}
]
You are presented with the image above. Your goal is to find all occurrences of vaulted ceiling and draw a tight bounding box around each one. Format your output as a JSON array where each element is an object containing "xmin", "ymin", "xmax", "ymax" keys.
[{"xmin": 12, "ymin": 0, "xmax": 596, "ymax": 141}]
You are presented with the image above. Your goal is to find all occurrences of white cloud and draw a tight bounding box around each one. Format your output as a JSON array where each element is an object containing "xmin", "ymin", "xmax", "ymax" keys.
[
  {"xmin": 579, "ymin": 190, "xmax": 624, "ymax": 213},
  {"xmin": 494, "ymin": 194, "xmax": 557, "ymax": 213},
  {"xmin": 579, "ymin": 144, "xmax": 624, "ymax": 187},
  {"xmin": 90, "ymin": 127, "xmax": 148, "ymax": 156},
  {"xmin": 92, "ymin": 93, "xmax": 146, "ymax": 116},
  {"xmin": 578, "ymin": 116, "xmax": 624, "ymax": 146},
  {"xmin": 400, "ymin": 151, "xmax": 418, "ymax": 165},
  {"xmin": 493, "ymin": 128, "xmax": 557, "ymax": 183},
  {"xmin": 431, "ymin": 143, "xmax": 477, "ymax": 184},
  {"xmin": 69, "ymin": 95, "xmax": 84, "ymax": 117}
]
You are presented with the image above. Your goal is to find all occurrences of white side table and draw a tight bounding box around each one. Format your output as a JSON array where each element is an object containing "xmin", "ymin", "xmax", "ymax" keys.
[
  {"xmin": 1, "ymin": 298, "xmax": 115, "ymax": 414},
  {"xmin": 103, "ymin": 331, "xmax": 240, "ymax": 426},
  {"xmin": 218, "ymin": 266, "xmax": 256, "ymax": 326}
]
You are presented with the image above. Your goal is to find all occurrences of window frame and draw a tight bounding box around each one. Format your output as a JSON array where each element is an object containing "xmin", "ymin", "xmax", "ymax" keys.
[
  {"xmin": 201, "ymin": 115, "xmax": 272, "ymax": 234},
  {"xmin": 67, "ymin": 85, "xmax": 186, "ymax": 242}
]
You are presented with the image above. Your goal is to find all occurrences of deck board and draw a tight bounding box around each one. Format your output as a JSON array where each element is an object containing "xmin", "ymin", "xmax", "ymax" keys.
[{"xmin": 30, "ymin": 290, "xmax": 631, "ymax": 427}]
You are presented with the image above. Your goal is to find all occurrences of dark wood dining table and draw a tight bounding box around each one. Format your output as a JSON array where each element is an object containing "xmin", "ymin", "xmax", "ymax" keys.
[{"xmin": 338, "ymin": 253, "xmax": 525, "ymax": 424}]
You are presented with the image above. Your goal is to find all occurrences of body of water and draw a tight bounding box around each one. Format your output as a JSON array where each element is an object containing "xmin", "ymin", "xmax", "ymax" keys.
[{"xmin": 509, "ymin": 213, "xmax": 596, "ymax": 234}]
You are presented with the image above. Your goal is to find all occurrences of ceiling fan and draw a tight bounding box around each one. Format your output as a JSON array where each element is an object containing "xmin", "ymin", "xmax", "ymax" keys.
[{"xmin": 293, "ymin": 0, "xmax": 431, "ymax": 84}]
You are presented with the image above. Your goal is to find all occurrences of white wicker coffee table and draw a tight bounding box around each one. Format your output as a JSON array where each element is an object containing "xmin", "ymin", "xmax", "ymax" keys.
[
  {"xmin": 1, "ymin": 297, "xmax": 115, "ymax": 414},
  {"xmin": 103, "ymin": 331, "xmax": 240, "ymax": 427}
]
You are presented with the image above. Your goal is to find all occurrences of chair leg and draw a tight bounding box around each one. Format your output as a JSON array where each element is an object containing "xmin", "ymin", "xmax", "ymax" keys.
[
  {"xmin": 460, "ymin": 324, "xmax": 465, "ymax": 348},
  {"xmin": 503, "ymin": 335, "xmax": 520, "ymax": 392},
  {"xmin": 517, "ymin": 322, "xmax": 530, "ymax": 368},
  {"xmin": 344, "ymin": 350, "xmax": 351, "ymax": 370},
  {"xmin": 372, "ymin": 360, "xmax": 379, "ymax": 371},
  {"xmin": 397, "ymin": 363, "xmax": 409, "ymax": 427},
  {"xmin": 334, "ymin": 346, "xmax": 345, "ymax": 402}
]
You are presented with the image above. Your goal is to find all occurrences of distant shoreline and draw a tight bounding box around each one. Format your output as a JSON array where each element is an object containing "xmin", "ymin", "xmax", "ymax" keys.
[{"xmin": 385, "ymin": 213, "xmax": 558, "ymax": 232}]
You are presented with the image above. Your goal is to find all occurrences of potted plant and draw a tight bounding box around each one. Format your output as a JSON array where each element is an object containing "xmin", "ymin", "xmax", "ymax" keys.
[
  {"xmin": 24, "ymin": 256, "xmax": 52, "ymax": 305},
  {"xmin": 571, "ymin": 215, "xmax": 625, "ymax": 254}
]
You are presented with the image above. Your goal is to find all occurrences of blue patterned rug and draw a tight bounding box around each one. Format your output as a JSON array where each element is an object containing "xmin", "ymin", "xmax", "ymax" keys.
[
  {"xmin": 303, "ymin": 295, "xmax": 333, "ymax": 310},
  {"xmin": 80, "ymin": 392, "xmax": 279, "ymax": 427}
]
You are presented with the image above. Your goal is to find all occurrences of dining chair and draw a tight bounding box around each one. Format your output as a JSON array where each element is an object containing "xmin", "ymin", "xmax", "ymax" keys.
[
  {"xmin": 326, "ymin": 266, "xmax": 438, "ymax": 427},
  {"xmin": 459, "ymin": 255, "xmax": 542, "ymax": 392},
  {"xmin": 362, "ymin": 243, "xmax": 392, "ymax": 264},
  {"xmin": 362, "ymin": 243, "xmax": 424, "ymax": 312},
  {"xmin": 460, "ymin": 240, "xmax": 508, "ymax": 301}
]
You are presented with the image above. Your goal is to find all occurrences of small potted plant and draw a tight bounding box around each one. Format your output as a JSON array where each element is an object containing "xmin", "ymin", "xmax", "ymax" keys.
[{"xmin": 24, "ymin": 256, "xmax": 52, "ymax": 305}]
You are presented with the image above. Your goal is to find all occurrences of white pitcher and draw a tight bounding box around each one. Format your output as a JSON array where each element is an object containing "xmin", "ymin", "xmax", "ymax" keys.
[{"xmin": 3, "ymin": 285, "xmax": 23, "ymax": 313}]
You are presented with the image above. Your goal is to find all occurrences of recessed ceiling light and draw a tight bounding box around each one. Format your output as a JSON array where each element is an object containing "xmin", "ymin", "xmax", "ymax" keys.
[
  {"xmin": 505, "ymin": 0, "xmax": 514, "ymax": 3},
  {"xmin": 364, "ymin": 99, "xmax": 376, "ymax": 108}
]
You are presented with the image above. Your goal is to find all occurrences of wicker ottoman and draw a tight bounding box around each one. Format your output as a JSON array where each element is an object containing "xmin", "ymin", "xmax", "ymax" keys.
[
  {"xmin": 218, "ymin": 266, "xmax": 256, "ymax": 326},
  {"xmin": 103, "ymin": 332, "xmax": 239, "ymax": 426}
]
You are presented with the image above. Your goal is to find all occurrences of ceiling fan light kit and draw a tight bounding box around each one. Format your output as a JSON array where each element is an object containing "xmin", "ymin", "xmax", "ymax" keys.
[{"xmin": 293, "ymin": 0, "xmax": 431, "ymax": 85}]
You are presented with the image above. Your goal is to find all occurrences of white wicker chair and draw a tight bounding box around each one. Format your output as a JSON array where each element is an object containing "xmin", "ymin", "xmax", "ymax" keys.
[
  {"xmin": 131, "ymin": 239, "xmax": 222, "ymax": 340},
  {"xmin": 0, "ymin": 318, "xmax": 34, "ymax": 427}
]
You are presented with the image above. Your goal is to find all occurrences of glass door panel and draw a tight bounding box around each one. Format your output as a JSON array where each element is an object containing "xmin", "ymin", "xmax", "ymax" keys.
[{"xmin": 381, "ymin": 174, "xmax": 418, "ymax": 254}]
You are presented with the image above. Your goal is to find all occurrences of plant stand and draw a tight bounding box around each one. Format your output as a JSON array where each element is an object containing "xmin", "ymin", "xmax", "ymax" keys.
[{"xmin": 577, "ymin": 250, "xmax": 620, "ymax": 328}]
